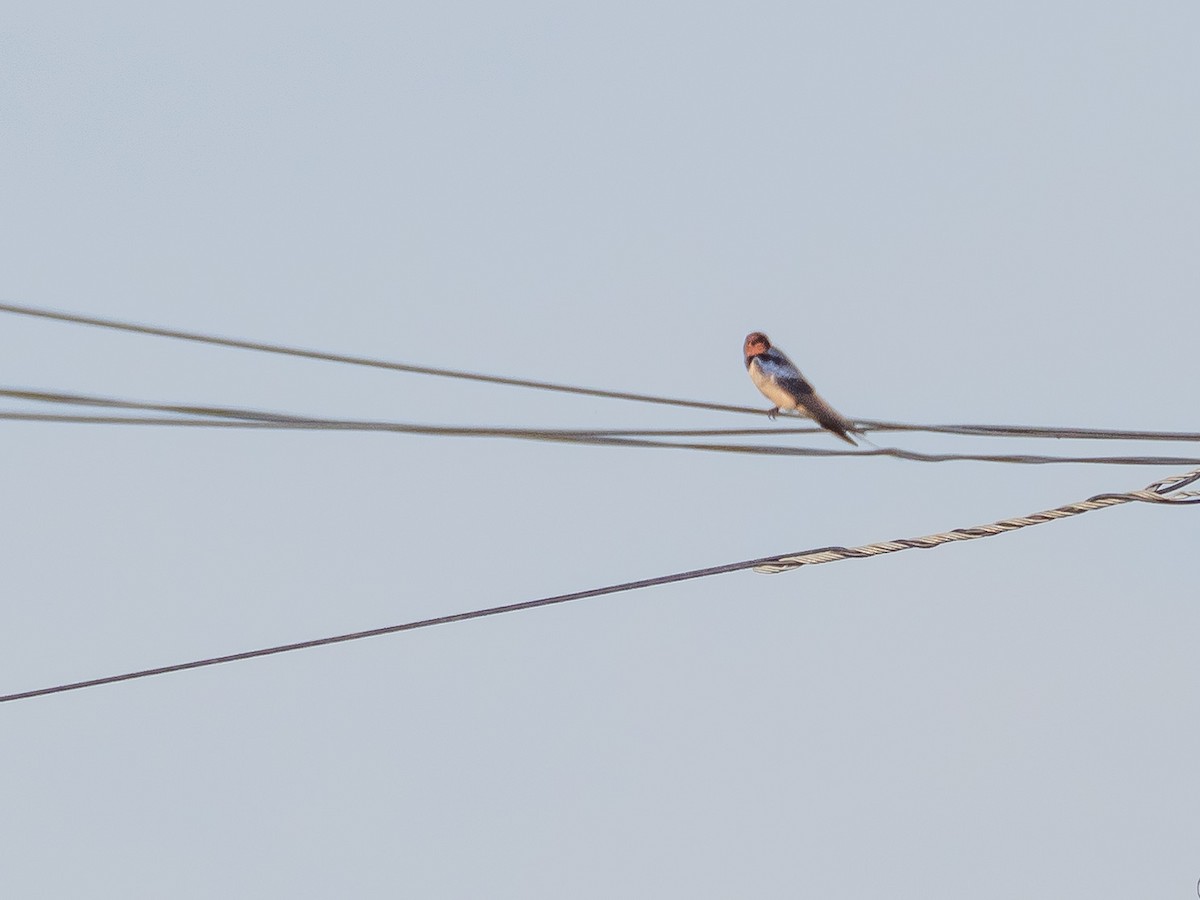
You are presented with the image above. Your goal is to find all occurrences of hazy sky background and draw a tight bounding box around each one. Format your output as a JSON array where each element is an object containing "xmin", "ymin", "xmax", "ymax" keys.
[{"xmin": 2, "ymin": 3, "xmax": 1198, "ymax": 897}]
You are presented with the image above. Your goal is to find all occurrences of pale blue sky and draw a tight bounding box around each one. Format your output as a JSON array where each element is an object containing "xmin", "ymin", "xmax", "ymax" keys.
[{"xmin": 2, "ymin": 3, "xmax": 1198, "ymax": 897}]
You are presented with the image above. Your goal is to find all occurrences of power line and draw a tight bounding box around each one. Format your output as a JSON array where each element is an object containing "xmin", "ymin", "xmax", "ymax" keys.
[
  {"xmin": 0, "ymin": 301, "xmax": 759, "ymax": 416},
  {"xmin": 4, "ymin": 408, "xmax": 1200, "ymax": 445},
  {"xmin": 4, "ymin": 302, "xmax": 1197, "ymax": 445},
  {"xmin": 855, "ymin": 420, "xmax": 1200, "ymax": 443},
  {"xmin": 3, "ymin": 466, "xmax": 1198, "ymax": 705},
  {"xmin": 5, "ymin": 392, "xmax": 1200, "ymax": 467},
  {"xmin": 0, "ymin": 556, "xmax": 784, "ymax": 705},
  {"xmin": 2, "ymin": 408, "xmax": 812, "ymax": 436},
  {"xmin": 755, "ymin": 466, "xmax": 1200, "ymax": 573}
]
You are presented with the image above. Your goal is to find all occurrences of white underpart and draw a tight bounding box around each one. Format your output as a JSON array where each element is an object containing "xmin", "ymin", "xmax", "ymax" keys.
[{"xmin": 749, "ymin": 359, "xmax": 810, "ymax": 417}]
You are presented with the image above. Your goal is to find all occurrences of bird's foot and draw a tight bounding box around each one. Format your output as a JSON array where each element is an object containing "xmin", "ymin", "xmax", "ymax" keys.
[{"xmin": 767, "ymin": 407, "xmax": 780, "ymax": 420}]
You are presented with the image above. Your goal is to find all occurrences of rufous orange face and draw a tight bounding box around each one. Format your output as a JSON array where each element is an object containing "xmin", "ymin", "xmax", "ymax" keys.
[{"xmin": 743, "ymin": 332, "xmax": 771, "ymax": 356}]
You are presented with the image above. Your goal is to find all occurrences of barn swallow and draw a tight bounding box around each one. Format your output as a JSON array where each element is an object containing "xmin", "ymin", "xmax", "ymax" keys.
[{"xmin": 743, "ymin": 331, "xmax": 858, "ymax": 445}]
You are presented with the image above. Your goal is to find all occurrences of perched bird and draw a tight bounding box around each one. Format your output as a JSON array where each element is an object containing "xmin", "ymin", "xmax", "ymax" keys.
[{"xmin": 743, "ymin": 331, "xmax": 858, "ymax": 445}]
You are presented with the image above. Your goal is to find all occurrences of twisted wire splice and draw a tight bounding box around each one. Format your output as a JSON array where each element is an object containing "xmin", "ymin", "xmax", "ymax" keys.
[{"xmin": 754, "ymin": 468, "xmax": 1200, "ymax": 574}]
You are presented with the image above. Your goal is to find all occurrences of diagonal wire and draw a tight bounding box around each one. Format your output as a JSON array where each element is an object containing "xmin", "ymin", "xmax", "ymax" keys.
[
  {"xmin": 753, "ymin": 467, "xmax": 1200, "ymax": 573},
  {"xmin": 5, "ymin": 391, "xmax": 1200, "ymax": 466},
  {"xmin": 2, "ymin": 466, "xmax": 1197, "ymax": 705},
  {"xmin": 4, "ymin": 302, "xmax": 1198, "ymax": 444},
  {"xmin": 0, "ymin": 301, "xmax": 759, "ymax": 415}
]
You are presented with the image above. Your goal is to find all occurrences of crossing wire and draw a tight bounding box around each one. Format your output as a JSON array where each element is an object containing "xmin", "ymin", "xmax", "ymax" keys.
[
  {"xmin": 0, "ymin": 302, "xmax": 757, "ymax": 415},
  {"xmin": 3, "ymin": 465, "xmax": 1198, "ymax": 705},
  {"xmin": 5, "ymin": 390, "xmax": 1200, "ymax": 467},
  {"xmin": 3, "ymin": 302, "xmax": 1198, "ymax": 444},
  {"xmin": 5, "ymin": 408, "xmax": 1200, "ymax": 446}
]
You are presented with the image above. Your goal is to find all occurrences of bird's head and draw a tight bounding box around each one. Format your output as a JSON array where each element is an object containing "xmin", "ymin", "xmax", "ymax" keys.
[{"xmin": 744, "ymin": 332, "xmax": 771, "ymax": 359}]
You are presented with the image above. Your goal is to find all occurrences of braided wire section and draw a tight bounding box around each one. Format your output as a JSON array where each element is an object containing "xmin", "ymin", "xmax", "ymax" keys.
[{"xmin": 754, "ymin": 467, "xmax": 1200, "ymax": 574}]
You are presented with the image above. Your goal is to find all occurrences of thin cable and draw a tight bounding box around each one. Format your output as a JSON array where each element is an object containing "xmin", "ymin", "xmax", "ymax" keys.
[
  {"xmin": 5, "ymin": 393, "xmax": 1200, "ymax": 467},
  {"xmin": 4, "ymin": 303, "xmax": 1197, "ymax": 444},
  {"xmin": 1, "ymin": 409, "xmax": 827, "ymax": 436},
  {"xmin": 0, "ymin": 556, "xmax": 784, "ymax": 704},
  {"xmin": 857, "ymin": 419, "xmax": 1200, "ymax": 443},
  {"xmin": 3, "ymin": 466, "xmax": 1197, "ymax": 705},
  {"xmin": 6, "ymin": 409, "xmax": 1200, "ymax": 445},
  {"xmin": 7, "ymin": 398, "xmax": 1200, "ymax": 467},
  {"xmin": 0, "ymin": 302, "xmax": 760, "ymax": 416}
]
